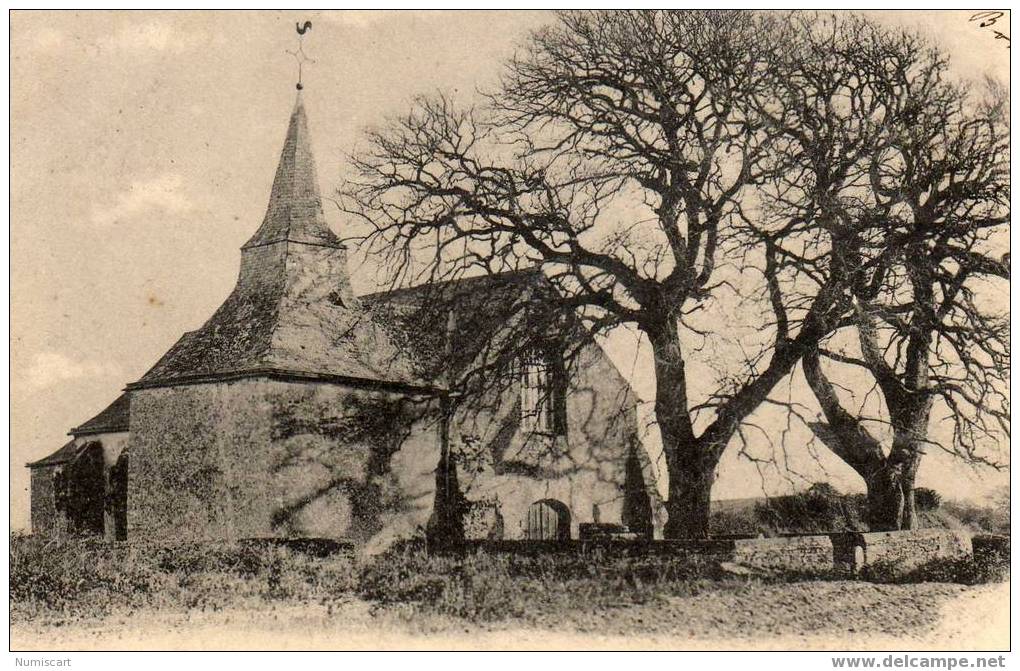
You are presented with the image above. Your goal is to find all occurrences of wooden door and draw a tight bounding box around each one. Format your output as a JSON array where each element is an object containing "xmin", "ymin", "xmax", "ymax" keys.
[{"xmin": 526, "ymin": 499, "xmax": 571, "ymax": 540}]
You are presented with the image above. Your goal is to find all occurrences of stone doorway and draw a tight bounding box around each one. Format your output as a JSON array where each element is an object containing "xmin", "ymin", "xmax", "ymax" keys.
[
  {"xmin": 55, "ymin": 441, "xmax": 105, "ymax": 536},
  {"xmin": 525, "ymin": 499, "xmax": 571, "ymax": 540}
]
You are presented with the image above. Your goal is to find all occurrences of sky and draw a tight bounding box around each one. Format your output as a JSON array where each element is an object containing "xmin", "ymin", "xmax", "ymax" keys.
[{"xmin": 9, "ymin": 10, "xmax": 1010, "ymax": 530}]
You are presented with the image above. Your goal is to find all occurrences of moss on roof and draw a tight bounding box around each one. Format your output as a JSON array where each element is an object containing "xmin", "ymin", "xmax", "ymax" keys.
[
  {"xmin": 130, "ymin": 95, "xmax": 426, "ymax": 391},
  {"xmin": 27, "ymin": 439, "xmax": 80, "ymax": 468},
  {"xmin": 363, "ymin": 268, "xmax": 548, "ymax": 382},
  {"xmin": 71, "ymin": 393, "xmax": 130, "ymax": 435}
]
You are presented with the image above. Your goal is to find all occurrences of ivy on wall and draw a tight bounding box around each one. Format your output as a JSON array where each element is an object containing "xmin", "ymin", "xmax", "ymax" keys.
[{"xmin": 53, "ymin": 442, "xmax": 105, "ymax": 536}]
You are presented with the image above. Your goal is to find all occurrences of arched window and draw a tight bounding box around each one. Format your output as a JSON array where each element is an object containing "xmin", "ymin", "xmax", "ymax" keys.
[{"xmin": 519, "ymin": 348, "xmax": 567, "ymax": 435}]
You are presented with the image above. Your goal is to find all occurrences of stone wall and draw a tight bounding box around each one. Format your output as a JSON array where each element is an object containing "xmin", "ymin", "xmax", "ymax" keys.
[
  {"xmin": 127, "ymin": 377, "xmax": 439, "ymax": 549},
  {"xmin": 468, "ymin": 529, "xmax": 976, "ymax": 576},
  {"xmin": 29, "ymin": 466, "xmax": 65, "ymax": 536},
  {"xmin": 731, "ymin": 530, "xmax": 972, "ymax": 574},
  {"xmin": 832, "ymin": 529, "xmax": 972, "ymax": 574},
  {"xmin": 449, "ymin": 337, "xmax": 655, "ymax": 540},
  {"xmin": 731, "ymin": 535, "xmax": 835, "ymax": 572},
  {"xmin": 124, "ymin": 322, "xmax": 650, "ymax": 549},
  {"xmin": 28, "ymin": 431, "xmax": 127, "ymax": 539},
  {"xmin": 71, "ymin": 431, "xmax": 129, "ymax": 540},
  {"xmin": 972, "ymin": 534, "xmax": 1009, "ymax": 564}
]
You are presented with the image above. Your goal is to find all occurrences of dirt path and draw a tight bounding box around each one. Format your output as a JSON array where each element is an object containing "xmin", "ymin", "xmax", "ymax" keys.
[{"xmin": 11, "ymin": 581, "xmax": 1008, "ymax": 651}]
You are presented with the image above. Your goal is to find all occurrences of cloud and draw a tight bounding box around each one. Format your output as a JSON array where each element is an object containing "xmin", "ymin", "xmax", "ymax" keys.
[
  {"xmin": 98, "ymin": 20, "xmax": 203, "ymax": 54},
  {"xmin": 90, "ymin": 172, "xmax": 193, "ymax": 228},
  {"xmin": 24, "ymin": 19, "xmax": 202, "ymax": 56},
  {"xmin": 24, "ymin": 351, "xmax": 120, "ymax": 391}
]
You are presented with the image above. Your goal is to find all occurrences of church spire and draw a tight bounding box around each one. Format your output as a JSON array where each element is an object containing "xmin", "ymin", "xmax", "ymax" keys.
[
  {"xmin": 130, "ymin": 22, "xmax": 424, "ymax": 392},
  {"xmin": 242, "ymin": 93, "xmax": 342, "ymax": 250}
]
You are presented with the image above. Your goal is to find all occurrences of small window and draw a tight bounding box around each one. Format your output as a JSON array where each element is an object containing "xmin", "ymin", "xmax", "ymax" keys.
[{"xmin": 519, "ymin": 348, "xmax": 566, "ymax": 435}]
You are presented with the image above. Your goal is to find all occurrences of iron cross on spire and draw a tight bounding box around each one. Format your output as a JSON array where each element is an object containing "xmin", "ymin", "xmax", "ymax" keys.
[{"xmin": 287, "ymin": 21, "xmax": 315, "ymax": 90}]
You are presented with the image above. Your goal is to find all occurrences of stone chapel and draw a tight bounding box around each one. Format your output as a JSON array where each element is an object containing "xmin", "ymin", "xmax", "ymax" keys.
[{"xmin": 27, "ymin": 91, "xmax": 664, "ymax": 550}]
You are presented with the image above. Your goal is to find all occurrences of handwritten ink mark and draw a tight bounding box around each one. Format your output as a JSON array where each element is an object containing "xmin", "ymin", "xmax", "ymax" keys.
[{"xmin": 970, "ymin": 11, "xmax": 1010, "ymax": 49}]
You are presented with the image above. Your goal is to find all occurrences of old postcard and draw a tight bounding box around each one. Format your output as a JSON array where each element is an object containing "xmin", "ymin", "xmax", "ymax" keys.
[{"xmin": 8, "ymin": 9, "xmax": 1010, "ymax": 653}]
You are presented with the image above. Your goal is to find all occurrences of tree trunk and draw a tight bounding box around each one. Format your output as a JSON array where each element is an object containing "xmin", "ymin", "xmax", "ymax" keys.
[
  {"xmin": 864, "ymin": 456, "xmax": 921, "ymax": 531},
  {"xmin": 864, "ymin": 467, "xmax": 906, "ymax": 531},
  {"xmin": 864, "ymin": 430, "xmax": 925, "ymax": 532},
  {"xmin": 663, "ymin": 458, "xmax": 715, "ymax": 538},
  {"xmin": 648, "ymin": 318, "xmax": 717, "ymax": 539},
  {"xmin": 900, "ymin": 471, "xmax": 918, "ymax": 530},
  {"xmin": 885, "ymin": 261, "xmax": 932, "ymax": 532},
  {"xmin": 866, "ymin": 389, "xmax": 930, "ymax": 531}
]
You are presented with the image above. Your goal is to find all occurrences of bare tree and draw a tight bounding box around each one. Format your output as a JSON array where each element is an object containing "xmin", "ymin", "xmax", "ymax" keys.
[
  {"xmin": 799, "ymin": 51, "xmax": 1010, "ymax": 530},
  {"xmin": 341, "ymin": 11, "xmax": 897, "ymax": 538}
]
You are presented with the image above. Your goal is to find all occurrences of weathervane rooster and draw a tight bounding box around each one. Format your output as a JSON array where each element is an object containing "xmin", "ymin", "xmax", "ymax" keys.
[{"xmin": 289, "ymin": 20, "xmax": 314, "ymax": 90}]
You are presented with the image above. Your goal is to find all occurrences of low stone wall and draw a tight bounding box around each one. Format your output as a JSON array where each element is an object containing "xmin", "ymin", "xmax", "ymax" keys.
[
  {"xmin": 463, "ymin": 529, "xmax": 975, "ymax": 576},
  {"xmin": 464, "ymin": 538, "xmax": 738, "ymax": 558},
  {"xmin": 465, "ymin": 536, "xmax": 833, "ymax": 571},
  {"xmin": 832, "ymin": 529, "xmax": 972, "ymax": 574},
  {"xmin": 972, "ymin": 534, "xmax": 1009, "ymax": 564},
  {"xmin": 732, "ymin": 535, "xmax": 834, "ymax": 572}
]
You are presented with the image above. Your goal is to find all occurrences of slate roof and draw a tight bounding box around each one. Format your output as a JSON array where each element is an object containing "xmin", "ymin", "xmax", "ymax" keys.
[
  {"xmin": 362, "ymin": 268, "xmax": 549, "ymax": 382},
  {"xmin": 27, "ymin": 439, "xmax": 80, "ymax": 468},
  {"xmin": 129, "ymin": 94, "xmax": 427, "ymax": 392},
  {"xmin": 363, "ymin": 268, "xmax": 543, "ymax": 305},
  {"xmin": 27, "ymin": 393, "xmax": 131, "ymax": 467},
  {"xmin": 71, "ymin": 393, "xmax": 130, "ymax": 435},
  {"xmin": 242, "ymin": 92, "xmax": 343, "ymax": 250}
]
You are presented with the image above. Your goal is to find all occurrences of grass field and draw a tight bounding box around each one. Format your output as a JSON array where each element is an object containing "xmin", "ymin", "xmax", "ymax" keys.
[
  {"xmin": 9, "ymin": 528, "xmax": 1009, "ymax": 650},
  {"xmin": 11, "ymin": 488, "xmax": 1009, "ymax": 648}
]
